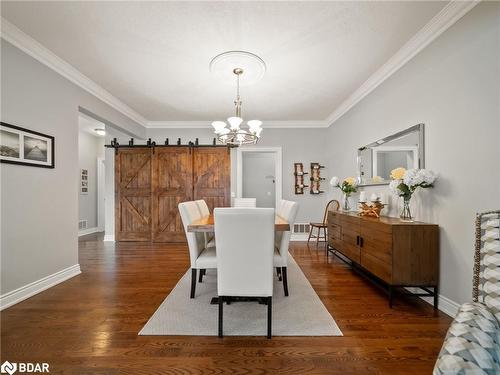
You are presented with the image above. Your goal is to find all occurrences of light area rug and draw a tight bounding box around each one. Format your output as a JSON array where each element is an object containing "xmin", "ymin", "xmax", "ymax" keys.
[{"xmin": 139, "ymin": 257, "xmax": 342, "ymax": 336}]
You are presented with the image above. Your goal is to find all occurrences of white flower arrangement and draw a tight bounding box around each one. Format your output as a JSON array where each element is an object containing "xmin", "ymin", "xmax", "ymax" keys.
[{"xmin": 389, "ymin": 167, "xmax": 438, "ymax": 198}]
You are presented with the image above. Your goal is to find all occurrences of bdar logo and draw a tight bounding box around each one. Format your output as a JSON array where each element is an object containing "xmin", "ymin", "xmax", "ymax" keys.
[{"xmin": 0, "ymin": 361, "xmax": 17, "ymax": 375}]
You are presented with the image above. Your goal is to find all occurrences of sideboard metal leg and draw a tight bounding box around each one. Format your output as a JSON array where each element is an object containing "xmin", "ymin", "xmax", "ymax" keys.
[{"xmin": 434, "ymin": 286, "xmax": 439, "ymax": 310}]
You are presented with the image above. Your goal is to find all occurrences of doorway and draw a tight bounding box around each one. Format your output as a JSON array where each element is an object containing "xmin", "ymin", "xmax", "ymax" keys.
[{"xmin": 236, "ymin": 147, "xmax": 282, "ymax": 208}]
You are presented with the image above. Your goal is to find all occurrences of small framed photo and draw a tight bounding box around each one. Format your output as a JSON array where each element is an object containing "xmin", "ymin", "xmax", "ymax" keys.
[
  {"xmin": 0, "ymin": 122, "xmax": 55, "ymax": 168},
  {"xmin": 80, "ymin": 169, "xmax": 89, "ymax": 194}
]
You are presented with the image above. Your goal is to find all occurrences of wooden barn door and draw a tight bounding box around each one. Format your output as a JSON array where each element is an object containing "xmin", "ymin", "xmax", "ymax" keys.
[
  {"xmin": 193, "ymin": 147, "xmax": 231, "ymax": 211},
  {"xmin": 115, "ymin": 148, "xmax": 152, "ymax": 241},
  {"xmin": 151, "ymin": 147, "xmax": 193, "ymax": 242}
]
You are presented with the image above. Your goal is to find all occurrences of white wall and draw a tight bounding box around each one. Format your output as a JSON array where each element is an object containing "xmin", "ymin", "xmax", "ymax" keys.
[
  {"xmin": 145, "ymin": 128, "xmax": 330, "ymax": 223},
  {"xmin": 0, "ymin": 39, "xmax": 144, "ymax": 298},
  {"xmin": 325, "ymin": 2, "xmax": 500, "ymax": 306},
  {"xmin": 78, "ymin": 130, "xmax": 104, "ymax": 230}
]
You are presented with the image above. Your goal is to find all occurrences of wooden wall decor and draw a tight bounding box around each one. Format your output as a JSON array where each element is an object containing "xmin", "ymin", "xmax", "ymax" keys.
[
  {"xmin": 309, "ymin": 163, "xmax": 325, "ymax": 194},
  {"xmin": 294, "ymin": 163, "xmax": 308, "ymax": 194},
  {"xmin": 115, "ymin": 145, "xmax": 230, "ymax": 242}
]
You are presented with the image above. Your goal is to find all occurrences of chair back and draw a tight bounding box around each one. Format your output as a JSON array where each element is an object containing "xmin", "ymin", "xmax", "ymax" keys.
[
  {"xmin": 473, "ymin": 210, "xmax": 500, "ymax": 319},
  {"xmin": 234, "ymin": 198, "xmax": 257, "ymax": 208},
  {"xmin": 215, "ymin": 208, "xmax": 274, "ymax": 297},
  {"xmin": 195, "ymin": 199, "xmax": 210, "ymax": 217},
  {"xmin": 276, "ymin": 200, "xmax": 299, "ymax": 263},
  {"xmin": 178, "ymin": 201, "xmax": 206, "ymax": 268},
  {"xmin": 322, "ymin": 199, "xmax": 340, "ymax": 224}
]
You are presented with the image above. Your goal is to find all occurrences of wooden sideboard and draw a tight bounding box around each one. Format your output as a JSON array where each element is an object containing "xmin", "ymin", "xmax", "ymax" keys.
[{"xmin": 327, "ymin": 210, "xmax": 439, "ymax": 308}]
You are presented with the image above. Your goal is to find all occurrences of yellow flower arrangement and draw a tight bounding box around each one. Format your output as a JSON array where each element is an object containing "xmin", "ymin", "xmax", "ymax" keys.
[
  {"xmin": 344, "ymin": 177, "xmax": 356, "ymax": 186},
  {"xmin": 390, "ymin": 167, "xmax": 406, "ymax": 180}
]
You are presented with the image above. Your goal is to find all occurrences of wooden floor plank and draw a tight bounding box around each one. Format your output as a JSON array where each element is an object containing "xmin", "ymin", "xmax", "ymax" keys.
[{"xmin": 1, "ymin": 233, "xmax": 451, "ymax": 374}]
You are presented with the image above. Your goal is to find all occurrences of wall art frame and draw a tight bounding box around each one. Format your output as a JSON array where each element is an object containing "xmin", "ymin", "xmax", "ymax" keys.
[{"xmin": 0, "ymin": 121, "xmax": 55, "ymax": 169}]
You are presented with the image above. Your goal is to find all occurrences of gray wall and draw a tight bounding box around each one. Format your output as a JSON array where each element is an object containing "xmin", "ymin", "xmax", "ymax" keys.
[
  {"xmin": 78, "ymin": 130, "xmax": 104, "ymax": 229},
  {"xmin": 145, "ymin": 128, "xmax": 330, "ymax": 223},
  {"xmin": 325, "ymin": 2, "xmax": 500, "ymax": 305},
  {"xmin": 0, "ymin": 40, "xmax": 143, "ymax": 295}
]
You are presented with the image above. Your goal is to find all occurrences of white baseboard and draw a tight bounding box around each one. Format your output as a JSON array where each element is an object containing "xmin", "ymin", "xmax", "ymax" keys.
[
  {"xmin": 78, "ymin": 227, "xmax": 101, "ymax": 236},
  {"xmin": 405, "ymin": 287, "xmax": 460, "ymax": 317},
  {"xmin": 0, "ymin": 264, "xmax": 81, "ymax": 311},
  {"xmin": 290, "ymin": 233, "xmax": 309, "ymax": 241},
  {"xmin": 103, "ymin": 234, "xmax": 115, "ymax": 242}
]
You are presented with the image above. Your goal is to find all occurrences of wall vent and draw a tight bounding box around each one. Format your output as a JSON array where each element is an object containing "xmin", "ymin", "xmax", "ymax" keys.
[
  {"xmin": 78, "ymin": 220, "xmax": 88, "ymax": 231},
  {"xmin": 293, "ymin": 223, "xmax": 310, "ymax": 234}
]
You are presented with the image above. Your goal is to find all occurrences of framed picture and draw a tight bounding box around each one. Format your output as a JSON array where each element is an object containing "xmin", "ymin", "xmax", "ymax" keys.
[
  {"xmin": 0, "ymin": 122, "xmax": 55, "ymax": 168},
  {"xmin": 80, "ymin": 169, "xmax": 89, "ymax": 194}
]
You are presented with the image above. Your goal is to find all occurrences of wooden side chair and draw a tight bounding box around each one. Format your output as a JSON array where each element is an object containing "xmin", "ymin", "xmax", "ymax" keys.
[{"xmin": 307, "ymin": 199, "xmax": 340, "ymax": 246}]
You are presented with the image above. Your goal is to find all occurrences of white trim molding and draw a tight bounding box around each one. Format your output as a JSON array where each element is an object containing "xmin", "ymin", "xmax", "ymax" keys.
[
  {"xmin": 290, "ymin": 233, "xmax": 310, "ymax": 241},
  {"xmin": 103, "ymin": 234, "xmax": 115, "ymax": 242},
  {"xmin": 78, "ymin": 227, "xmax": 102, "ymax": 237},
  {"xmin": 146, "ymin": 120, "xmax": 330, "ymax": 129},
  {"xmin": 325, "ymin": 0, "xmax": 480, "ymax": 126},
  {"xmin": 0, "ymin": 18, "xmax": 147, "ymax": 127},
  {"xmin": 0, "ymin": 264, "xmax": 82, "ymax": 311},
  {"xmin": 405, "ymin": 287, "xmax": 460, "ymax": 317}
]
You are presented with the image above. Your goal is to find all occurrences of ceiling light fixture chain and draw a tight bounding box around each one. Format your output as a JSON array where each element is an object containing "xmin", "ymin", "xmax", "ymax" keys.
[{"xmin": 233, "ymin": 68, "xmax": 243, "ymax": 118}]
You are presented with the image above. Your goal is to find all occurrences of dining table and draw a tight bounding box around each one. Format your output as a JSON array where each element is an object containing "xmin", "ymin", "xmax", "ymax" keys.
[{"xmin": 187, "ymin": 214, "xmax": 290, "ymax": 233}]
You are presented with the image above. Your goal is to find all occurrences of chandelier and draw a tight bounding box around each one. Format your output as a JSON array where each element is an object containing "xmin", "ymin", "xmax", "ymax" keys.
[{"xmin": 212, "ymin": 67, "xmax": 262, "ymax": 146}]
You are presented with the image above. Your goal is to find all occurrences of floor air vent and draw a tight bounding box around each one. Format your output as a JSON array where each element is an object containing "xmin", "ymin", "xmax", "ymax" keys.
[
  {"xmin": 293, "ymin": 223, "xmax": 310, "ymax": 234},
  {"xmin": 78, "ymin": 220, "xmax": 88, "ymax": 231}
]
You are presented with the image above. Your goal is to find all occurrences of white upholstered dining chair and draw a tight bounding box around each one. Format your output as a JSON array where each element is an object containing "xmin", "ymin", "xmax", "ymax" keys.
[
  {"xmin": 178, "ymin": 201, "xmax": 217, "ymax": 298},
  {"xmin": 274, "ymin": 200, "xmax": 299, "ymax": 297},
  {"xmin": 233, "ymin": 198, "xmax": 257, "ymax": 207},
  {"xmin": 214, "ymin": 208, "xmax": 275, "ymax": 338},
  {"xmin": 195, "ymin": 199, "xmax": 215, "ymax": 249}
]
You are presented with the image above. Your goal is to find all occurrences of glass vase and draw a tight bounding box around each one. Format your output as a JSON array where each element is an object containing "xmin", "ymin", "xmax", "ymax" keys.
[
  {"xmin": 400, "ymin": 195, "xmax": 413, "ymax": 221},
  {"xmin": 342, "ymin": 192, "xmax": 352, "ymax": 211}
]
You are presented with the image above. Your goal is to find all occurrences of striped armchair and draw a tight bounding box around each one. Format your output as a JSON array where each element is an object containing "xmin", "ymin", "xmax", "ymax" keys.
[{"xmin": 434, "ymin": 211, "xmax": 500, "ymax": 375}]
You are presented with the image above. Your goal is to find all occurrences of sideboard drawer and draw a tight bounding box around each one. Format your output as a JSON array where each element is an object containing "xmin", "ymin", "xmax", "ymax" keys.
[
  {"xmin": 328, "ymin": 223, "xmax": 341, "ymax": 240},
  {"xmin": 328, "ymin": 211, "xmax": 342, "ymax": 225}
]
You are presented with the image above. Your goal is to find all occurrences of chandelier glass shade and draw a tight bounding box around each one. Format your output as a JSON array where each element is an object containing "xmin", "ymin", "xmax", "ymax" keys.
[{"xmin": 212, "ymin": 68, "xmax": 262, "ymax": 146}]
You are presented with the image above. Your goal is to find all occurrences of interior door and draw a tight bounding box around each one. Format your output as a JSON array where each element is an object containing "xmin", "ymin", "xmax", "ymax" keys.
[
  {"xmin": 115, "ymin": 148, "xmax": 152, "ymax": 241},
  {"xmin": 151, "ymin": 147, "xmax": 193, "ymax": 242},
  {"xmin": 193, "ymin": 147, "xmax": 230, "ymax": 211}
]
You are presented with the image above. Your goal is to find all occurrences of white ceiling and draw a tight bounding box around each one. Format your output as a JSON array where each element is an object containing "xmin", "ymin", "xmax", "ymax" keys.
[{"xmin": 2, "ymin": 1, "xmax": 448, "ymax": 125}]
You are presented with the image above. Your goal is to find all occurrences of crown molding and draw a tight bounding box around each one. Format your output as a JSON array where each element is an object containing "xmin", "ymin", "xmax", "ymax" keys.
[
  {"xmin": 325, "ymin": 0, "xmax": 480, "ymax": 126},
  {"xmin": 0, "ymin": 18, "xmax": 147, "ymax": 127},
  {"xmin": 146, "ymin": 120, "xmax": 330, "ymax": 129}
]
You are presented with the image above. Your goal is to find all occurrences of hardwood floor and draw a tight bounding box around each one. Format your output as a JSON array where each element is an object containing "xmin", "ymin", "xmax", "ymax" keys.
[{"xmin": 1, "ymin": 234, "xmax": 451, "ymax": 374}]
